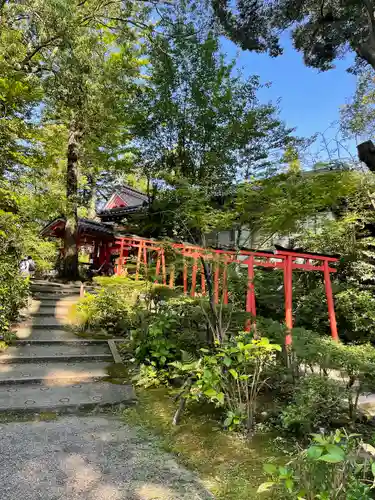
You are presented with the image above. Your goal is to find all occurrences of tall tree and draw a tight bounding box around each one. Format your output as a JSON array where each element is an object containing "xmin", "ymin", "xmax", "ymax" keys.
[
  {"xmin": 212, "ymin": 0, "xmax": 375, "ymax": 73},
  {"xmin": 133, "ymin": 13, "xmax": 295, "ymax": 188},
  {"xmin": 1, "ymin": 0, "xmax": 151, "ymax": 279}
]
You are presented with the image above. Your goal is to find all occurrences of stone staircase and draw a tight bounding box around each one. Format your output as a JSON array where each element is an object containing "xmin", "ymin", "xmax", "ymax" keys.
[{"xmin": 0, "ymin": 280, "xmax": 135, "ymax": 414}]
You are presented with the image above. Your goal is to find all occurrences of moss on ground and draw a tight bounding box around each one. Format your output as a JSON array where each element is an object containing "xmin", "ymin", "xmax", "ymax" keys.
[{"xmin": 122, "ymin": 387, "xmax": 288, "ymax": 500}]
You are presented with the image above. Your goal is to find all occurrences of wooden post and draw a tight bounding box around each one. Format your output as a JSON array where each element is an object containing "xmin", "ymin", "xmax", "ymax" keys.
[
  {"xmin": 223, "ymin": 261, "xmax": 228, "ymax": 305},
  {"xmin": 323, "ymin": 259, "xmax": 339, "ymax": 341},
  {"xmin": 183, "ymin": 258, "xmax": 188, "ymax": 294},
  {"xmin": 161, "ymin": 250, "xmax": 166, "ymax": 285},
  {"xmin": 245, "ymin": 256, "xmax": 256, "ymax": 331},
  {"xmin": 201, "ymin": 264, "xmax": 206, "ymax": 295},
  {"xmin": 118, "ymin": 238, "xmax": 124, "ymax": 275},
  {"xmin": 154, "ymin": 251, "xmax": 161, "ymax": 283},
  {"xmin": 143, "ymin": 244, "xmax": 148, "ymax": 275},
  {"xmin": 135, "ymin": 242, "xmax": 142, "ymax": 280},
  {"xmin": 191, "ymin": 257, "xmax": 198, "ymax": 297},
  {"xmin": 283, "ymin": 255, "xmax": 293, "ymax": 345},
  {"xmin": 214, "ymin": 258, "xmax": 220, "ymax": 304},
  {"xmin": 123, "ymin": 248, "xmax": 128, "ymax": 276}
]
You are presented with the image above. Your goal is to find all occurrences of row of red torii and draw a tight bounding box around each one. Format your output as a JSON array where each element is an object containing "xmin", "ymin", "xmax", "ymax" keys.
[{"xmin": 108, "ymin": 236, "xmax": 339, "ymax": 344}]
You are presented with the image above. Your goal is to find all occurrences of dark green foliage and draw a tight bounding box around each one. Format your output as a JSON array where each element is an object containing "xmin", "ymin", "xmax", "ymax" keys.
[
  {"xmin": 132, "ymin": 296, "xmax": 248, "ymax": 366},
  {"xmin": 281, "ymin": 376, "xmax": 346, "ymax": 434},
  {"xmin": 212, "ymin": 0, "xmax": 375, "ymax": 73},
  {"xmin": 0, "ymin": 258, "xmax": 29, "ymax": 338},
  {"xmin": 260, "ymin": 429, "xmax": 375, "ymax": 498}
]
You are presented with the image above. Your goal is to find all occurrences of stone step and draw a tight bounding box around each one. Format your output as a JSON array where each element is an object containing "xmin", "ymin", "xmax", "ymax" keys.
[
  {"xmin": 14, "ymin": 327, "xmax": 77, "ymax": 341},
  {"xmin": 11, "ymin": 339, "xmax": 113, "ymax": 345},
  {"xmin": 31, "ymin": 288, "xmax": 81, "ymax": 296},
  {"xmin": 0, "ymin": 343, "xmax": 112, "ymax": 364},
  {"xmin": 0, "ymin": 381, "xmax": 135, "ymax": 413},
  {"xmin": 30, "ymin": 280, "xmax": 82, "ymax": 289},
  {"xmin": 29, "ymin": 310, "xmax": 70, "ymax": 318},
  {"xmin": 31, "ymin": 279, "xmax": 82, "ymax": 286},
  {"xmin": 0, "ymin": 360, "xmax": 111, "ymax": 384},
  {"xmin": 0, "ymin": 354, "xmax": 113, "ymax": 364},
  {"xmin": 31, "ymin": 295, "xmax": 79, "ymax": 303},
  {"xmin": 17, "ymin": 317, "xmax": 67, "ymax": 329},
  {"xmin": 30, "ymin": 301, "xmax": 74, "ymax": 311}
]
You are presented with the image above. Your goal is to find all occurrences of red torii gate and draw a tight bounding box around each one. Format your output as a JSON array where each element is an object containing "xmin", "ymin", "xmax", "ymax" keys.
[{"xmin": 112, "ymin": 236, "xmax": 339, "ymax": 343}]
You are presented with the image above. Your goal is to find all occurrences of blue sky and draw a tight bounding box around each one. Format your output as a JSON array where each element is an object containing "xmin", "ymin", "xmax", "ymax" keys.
[{"xmin": 221, "ymin": 35, "xmax": 357, "ymax": 152}]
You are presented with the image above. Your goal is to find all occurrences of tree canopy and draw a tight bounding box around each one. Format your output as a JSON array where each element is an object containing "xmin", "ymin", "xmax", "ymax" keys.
[{"xmin": 212, "ymin": 0, "xmax": 375, "ymax": 72}]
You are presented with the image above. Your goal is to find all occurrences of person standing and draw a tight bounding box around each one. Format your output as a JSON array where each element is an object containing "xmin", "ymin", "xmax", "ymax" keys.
[
  {"xmin": 27, "ymin": 256, "xmax": 36, "ymax": 277},
  {"xmin": 19, "ymin": 257, "xmax": 29, "ymax": 276}
]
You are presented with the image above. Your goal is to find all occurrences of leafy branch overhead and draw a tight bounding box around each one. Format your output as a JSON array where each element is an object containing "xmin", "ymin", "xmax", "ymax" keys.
[{"xmin": 212, "ymin": 0, "xmax": 375, "ymax": 73}]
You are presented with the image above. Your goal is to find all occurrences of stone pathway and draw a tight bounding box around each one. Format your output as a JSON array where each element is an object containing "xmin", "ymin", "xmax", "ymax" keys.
[
  {"xmin": 0, "ymin": 281, "xmax": 212, "ymax": 499},
  {"xmin": 0, "ymin": 280, "xmax": 135, "ymax": 413},
  {"xmin": 0, "ymin": 416, "xmax": 212, "ymax": 500}
]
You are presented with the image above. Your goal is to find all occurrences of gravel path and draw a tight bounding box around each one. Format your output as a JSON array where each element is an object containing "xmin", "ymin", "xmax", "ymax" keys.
[{"xmin": 0, "ymin": 416, "xmax": 213, "ymax": 500}]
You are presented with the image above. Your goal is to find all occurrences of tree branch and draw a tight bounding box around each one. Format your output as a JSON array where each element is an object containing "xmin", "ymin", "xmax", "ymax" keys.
[{"xmin": 21, "ymin": 35, "xmax": 62, "ymax": 66}]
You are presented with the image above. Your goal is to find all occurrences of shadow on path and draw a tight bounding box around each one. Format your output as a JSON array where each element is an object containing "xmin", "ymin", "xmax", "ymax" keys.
[{"xmin": 0, "ymin": 415, "xmax": 213, "ymax": 500}]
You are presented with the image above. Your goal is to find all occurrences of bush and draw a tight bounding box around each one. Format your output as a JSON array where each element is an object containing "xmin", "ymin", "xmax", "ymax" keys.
[
  {"xmin": 251, "ymin": 320, "xmax": 375, "ymax": 429},
  {"xmin": 75, "ymin": 277, "xmax": 149, "ymax": 334},
  {"xmin": 281, "ymin": 376, "xmax": 347, "ymax": 434},
  {"xmin": 259, "ymin": 429, "xmax": 375, "ymax": 499},
  {"xmin": 167, "ymin": 335, "xmax": 282, "ymax": 431},
  {"xmin": 132, "ymin": 295, "xmax": 249, "ymax": 369},
  {"xmin": 0, "ymin": 257, "xmax": 29, "ymax": 338}
]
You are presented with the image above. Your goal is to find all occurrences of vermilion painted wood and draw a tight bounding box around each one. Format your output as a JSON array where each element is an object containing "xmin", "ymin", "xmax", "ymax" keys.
[
  {"xmin": 113, "ymin": 236, "xmax": 339, "ymax": 342},
  {"xmin": 191, "ymin": 258, "xmax": 198, "ymax": 297},
  {"xmin": 201, "ymin": 265, "xmax": 206, "ymax": 295},
  {"xmin": 223, "ymin": 264, "xmax": 228, "ymax": 305},
  {"xmin": 323, "ymin": 260, "xmax": 339, "ymax": 341},
  {"xmin": 284, "ymin": 255, "xmax": 293, "ymax": 346},
  {"xmin": 183, "ymin": 259, "xmax": 188, "ymax": 294},
  {"xmin": 245, "ymin": 256, "xmax": 256, "ymax": 332},
  {"xmin": 214, "ymin": 261, "xmax": 220, "ymax": 304},
  {"xmin": 161, "ymin": 250, "xmax": 167, "ymax": 285}
]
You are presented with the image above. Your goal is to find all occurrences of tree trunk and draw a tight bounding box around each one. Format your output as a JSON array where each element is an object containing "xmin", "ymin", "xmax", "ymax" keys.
[
  {"xmin": 87, "ymin": 172, "xmax": 97, "ymax": 219},
  {"xmin": 357, "ymin": 38, "xmax": 375, "ymax": 71},
  {"xmin": 62, "ymin": 121, "xmax": 82, "ymax": 280}
]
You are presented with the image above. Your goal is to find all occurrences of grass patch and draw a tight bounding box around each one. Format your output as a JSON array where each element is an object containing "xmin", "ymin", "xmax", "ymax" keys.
[{"xmin": 122, "ymin": 387, "xmax": 289, "ymax": 499}]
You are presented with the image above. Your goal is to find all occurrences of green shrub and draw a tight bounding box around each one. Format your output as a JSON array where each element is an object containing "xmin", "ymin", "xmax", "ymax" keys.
[
  {"xmin": 168, "ymin": 336, "xmax": 281, "ymax": 431},
  {"xmin": 76, "ymin": 277, "xmax": 184, "ymax": 335},
  {"xmin": 132, "ymin": 296, "xmax": 248, "ymax": 369},
  {"xmin": 252, "ymin": 319, "xmax": 375, "ymax": 427},
  {"xmin": 75, "ymin": 279, "xmax": 147, "ymax": 334},
  {"xmin": 281, "ymin": 376, "xmax": 347, "ymax": 434},
  {"xmin": 0, "ymin": 257, "xmax": 29, "ymax": 338},
  {"xmin": 258, "ymin": 429, "xmax": 375, "ymax": 499}
]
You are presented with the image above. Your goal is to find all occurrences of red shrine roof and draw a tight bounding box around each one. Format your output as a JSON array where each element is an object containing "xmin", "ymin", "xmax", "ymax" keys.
[
  {"xmin": 102, "ymin": 185, "xmax": 148, "ymax": 211},
  {"xmin": 40, "ymin": 217, "xmax": 114, "ymax": 240}
]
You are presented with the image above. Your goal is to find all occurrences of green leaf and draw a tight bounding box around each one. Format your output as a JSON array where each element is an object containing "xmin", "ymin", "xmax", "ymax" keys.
[
  {"xmin": 257, "ymin": 482, "xmax": 274, "ymax": 493},
  {"xmin": 318, "ymin": 453, "xmax": 344, "ymax": 463},
  {"xmin": 285, "ymin": 478, "xmax": 294, "ymax": 492},
  {"xmin": 278, "ymin": 466, "xmax": 289, "ymax": 477},
  {"xmin": 307, "ymin": 446, "xmax": 323, "ymax": 460},
  {"xmin": 263, "ymin": 463, "xmax": 277, "ymax": 474},
  {"xmin": 223, "ymin": 416, "xmax": 233, "ymax": 427},
  {"xmin": 216, "ymin": 392, "xmax": 225, "ymax": 404},
  {"xmin": 371, "ymin": 462, "xmax": 375, "ymax": 478},
  {"xmin": 229, "ymin": 368, "xmax": 238, "ymax": 379},
  {"xmin": 204, "ymin": 388, "xmax": 217, "ymax": 398},
  {"xmin": 223, "ymin": 356, "xmax": 232, "ymax": 367},
  {"xmin": 325, "ymin": 444, "xmax": 345, "ymax": 459}
]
